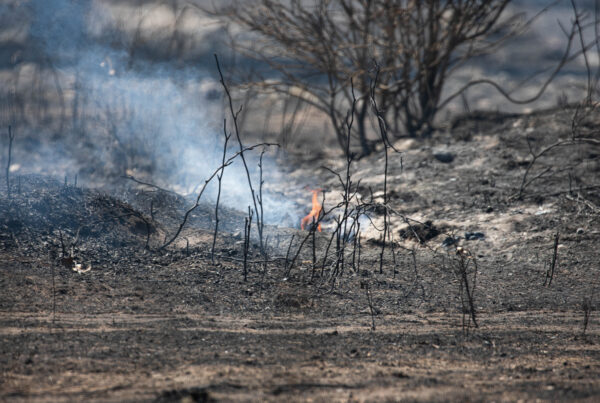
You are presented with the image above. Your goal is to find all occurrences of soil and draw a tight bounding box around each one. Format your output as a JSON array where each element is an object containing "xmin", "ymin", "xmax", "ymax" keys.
[{"xmin": 1, "ymin": 105, "xmax": 600, "ymax": 402}]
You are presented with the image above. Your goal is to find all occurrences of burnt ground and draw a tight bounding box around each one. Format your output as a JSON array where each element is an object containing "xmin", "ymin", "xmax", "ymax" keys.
[{"xmin": 1, "ymin": 105, "xmax": 600, "ymax": 402}]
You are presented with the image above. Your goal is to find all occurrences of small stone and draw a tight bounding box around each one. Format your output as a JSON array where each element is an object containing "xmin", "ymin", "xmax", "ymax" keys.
[
  {"xmin": 486, "ymin": 206, "xmax": 494, "ymax": 213},
  {"xmin": 433, "ymin": 152, "xmax": 455, "ymax": 163},
  {"xmin": 465, "ymin": 232, "xmax": 485, "ymax": 241},
  {"xmin": 441, "ymin": 236, "xmax": 459, "ymax": 247},
  {"xmin": 576, "ymin": 228, "xmax": 584, "ymax": 235}
]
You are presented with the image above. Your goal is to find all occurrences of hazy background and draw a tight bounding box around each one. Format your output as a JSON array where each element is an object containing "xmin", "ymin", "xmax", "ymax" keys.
[{"xmin": 0, "ymin": 0, "xmax": 597, "ymax": 223}]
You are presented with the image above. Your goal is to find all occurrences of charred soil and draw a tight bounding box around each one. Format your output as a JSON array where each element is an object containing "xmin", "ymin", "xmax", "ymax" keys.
[{"xmin": 1, "ymin": 106, "xmax": 600, "ymax": 402}]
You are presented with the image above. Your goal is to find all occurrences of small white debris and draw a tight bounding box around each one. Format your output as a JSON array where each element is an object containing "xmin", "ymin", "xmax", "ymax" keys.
[{"xmin": 72, "ymin": 262, "xmax": 91, "ymax": 274}]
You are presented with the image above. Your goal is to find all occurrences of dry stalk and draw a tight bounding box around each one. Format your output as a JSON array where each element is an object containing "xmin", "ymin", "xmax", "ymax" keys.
[
  {"xmin": 582, "ymin": 297, "xmax": 592, "ymax": 336},
  {"xmin": 311, "ymin": 217, "xmax": 317, "ymax": 279},
  {"xmin": 260, "ymin": 236, "xmax": 270, "ymax": 289},
  {"xmin": 243, "ymin": 207, "xmax": 253, "ymax": 282},
  {"xmin": 544, "ymin": 231, "xmax": 560, "ymax": 287},
  {"xmin": 286, "ymin": 214, "xmax": 321, "ymax": 279},
  {"xmin": 6, "ymin": 125, "xmax": 14, "ymax": 198},
  {"xmin": 284, "ymin": 234, "xmax": 295, "ymax": 273},
  {"xmin": 370, "ymin": 64, "xmax": 399, "ymax": 274},
  {"xmin": 257, "ymin": 147, "xmax": 266, "ymax": 260},
  {"xmin": 357, "ymin": 231, "xmax": 362, "ymax": 273},
  {"xmin": 351, "ymin": 222, "xmax": 360, "ymax": 273},
  {"xmin": 51, "ymin": 256, "xmax": 56, "ymax": 323},
  {"xmin": 215, "ymin": 54, "xmax": 275, "ymax": 255},
  {"xmin": 364, "ymin": 282, "xmax": 376, "ymax": 331},
  {"xmin": 211, "ymin": 119, "xmax": 231, "ymax": 263},
  {"xmin": 453, "ymin": 247, "xmax": 479, "ymax": 333},
  {"xmin": 287, "ymin": 194, "xmax": 341, "ymax": 280}
]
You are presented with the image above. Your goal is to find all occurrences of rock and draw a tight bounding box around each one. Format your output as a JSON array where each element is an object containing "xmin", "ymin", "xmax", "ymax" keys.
[
  {"xmin": 576, "ymin": 228, "xmax": 584, "ymax": 235},
  {"xmin": 399, "ymin": 220, "xmax": 445, "ymax": 243},
  {"xmin": 441, "ymin": 236, "xmax": 459, "ymax": 247},
  {"xmin": 433, "ymin": 152, "xmax": 455, "ymax": 163},
  {"xmin": 465, "ymin": 232, "xmax": 485, "ymax": 241}
]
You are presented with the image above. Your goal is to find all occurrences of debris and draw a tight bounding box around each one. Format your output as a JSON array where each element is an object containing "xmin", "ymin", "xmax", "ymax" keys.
[
  {"xmin": 399, "ymin": 220, "xmax": 446, "ymax": 243},
  {"xmin": 465, "ymin": 232, "xmax": 485, "ymax": 241},
  {"xmin": 72, "ymin": 262, "xmax": 91, "ymax": 274},
  {"xmin": 442, "ymin": 236, "xmax": 459, "ymax": 247},
  {"xmin": 157, "ymin": 387, "xmax": 212, "ymax": 403},
  {"xmin": 433, "ymin": 152, "xmax": 455, "ymax": 163},
  {"xmin": 60, "ymin": 256, "xmax": 74, "ymax": 269}
]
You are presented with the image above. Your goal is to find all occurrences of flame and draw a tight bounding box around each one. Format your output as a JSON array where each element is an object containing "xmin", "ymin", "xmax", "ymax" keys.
[{"xmin": 301, "ymin": 189, "xmax": 322, "ymax": 231}]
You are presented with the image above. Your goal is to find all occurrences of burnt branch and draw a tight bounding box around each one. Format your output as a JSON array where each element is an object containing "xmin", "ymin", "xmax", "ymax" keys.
[
  {"xmin": 121, "ymin": 175, "xmax": 179, "ymax": 196},
  {"xmin": 515, "ymin": 136, "xmax": 600, "ymax": 199},
  {"xmin": 243, "ymin": 207, "xmax": 253, "ymax": 282},
  {"xmin": 215, "ymin": 54, "xmax": 278, "ymax": 255},
  {"xmin": 370, "ymin": 64, "xmax": 397, "ymax": 274},
  {"xmin": 453, "ymin": 247, "xmax": 479, "ymax": 332}
]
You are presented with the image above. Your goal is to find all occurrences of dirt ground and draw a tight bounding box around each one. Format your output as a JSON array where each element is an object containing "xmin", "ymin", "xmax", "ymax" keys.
[{"xmin": 1, "ymin": 105, "xmax": 600, "ymax": 402}]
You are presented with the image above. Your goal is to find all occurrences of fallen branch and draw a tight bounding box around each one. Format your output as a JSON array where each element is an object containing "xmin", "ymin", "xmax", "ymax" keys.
[{"xmin": 121, "ymin": 174, "xmax": 178, "ymax": 196}]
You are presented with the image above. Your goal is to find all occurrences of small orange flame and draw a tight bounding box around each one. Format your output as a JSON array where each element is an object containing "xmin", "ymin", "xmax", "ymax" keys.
[{"xmin": 301, "ymin": 189, "xmax": 322, "ymax": 232}]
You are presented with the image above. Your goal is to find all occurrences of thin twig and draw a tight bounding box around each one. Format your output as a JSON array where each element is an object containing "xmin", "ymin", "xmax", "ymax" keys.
[
  {"xmin": 243, "ymin": 207, "xmax": 253, "ymax": 282},
  {"xmin": 215, "ymin": 54, "xmax": 277, "ymax": 255},
  {"xmin": 212, "ymin": 119, "xmax": 231, "ymax": 263},
  {"xmin": 121, "ymin": 174, "xmax": 178, "ymax": 196},
  {"xmin": 365, "ymin": 282, "xmax": 376, "ymax": 331},
  {"xmin": 51, "ymin": 259, "xmax": 56, "ymax": 323},
  {"xmin": 544, "ymin": 231, "xmax": 560, "ymax": 287},
  {"xmin": 6, "ymin": 126, "xmax": 14, "ymax": 198},
  {"xmin": 284, "ymin": 234, "xmax": 295, "ymax": 272},
  {"xmin": 370, "ymin": 65, "xmax": 391, "ymax": 274}
]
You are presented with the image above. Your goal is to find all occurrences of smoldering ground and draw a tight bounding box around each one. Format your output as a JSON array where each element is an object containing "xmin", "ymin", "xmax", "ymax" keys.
[{"xmin": 1, "ymin": 0, "xmax": 302, "ymax": 226}]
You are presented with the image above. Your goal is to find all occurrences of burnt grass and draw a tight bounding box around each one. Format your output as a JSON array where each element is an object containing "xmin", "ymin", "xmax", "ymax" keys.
[{"xmin": 1, "ymin": 106, "xmax": 600, "ymax": 402}]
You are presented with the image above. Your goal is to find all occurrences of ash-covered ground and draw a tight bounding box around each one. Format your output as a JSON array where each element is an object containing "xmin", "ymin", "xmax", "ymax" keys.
[
  {"xmin": 2, "ymin": 1, "xmax": 600, "ymax": 401},
  {"xmin": 1, "ymin": 105, "xmax": 599, "ymax": 402}
]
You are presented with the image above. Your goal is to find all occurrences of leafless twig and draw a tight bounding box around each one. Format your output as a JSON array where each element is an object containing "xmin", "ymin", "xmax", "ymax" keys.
[
  {"xmin": 6, "ymin": 126, "xmax": 14, "ymax": 198},
  {"xmin": 544, "ymin": 231, "xmax": 560, "ymax": 287},
  {"xmin": 121, "ymin": 175, "xmax": 178, "ymax": 196},
  {"xmin": 364, "ymin": 282, "xmax": 376, "ymax": 331},
  {"xmin": 582, "ymin": 297, "xmax": 592, "ymax": 336},
  {"xmin": 211, "ymin": 119, "xmax": 231, "ymax": 263},
  {"xmin": 243, "ymin": 207, "xmax": 253, "ymax": 282},
  {"xmin": 215, "ymin": 54, "xmax": 277, "ymax": 255}
]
